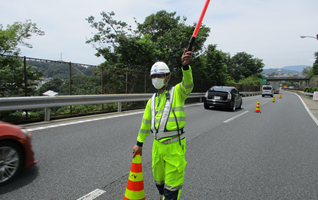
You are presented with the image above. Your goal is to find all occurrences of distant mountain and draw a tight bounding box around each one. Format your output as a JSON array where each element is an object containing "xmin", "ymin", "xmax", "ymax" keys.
[
  {"xmin": 262, "ymin": 65, "xmax": 309, "ymax": 74},
  {"xmin": 262, "ymin": 68, "xmax": 298, "ymax": 74},
  {"xmin": 282, "ymin": 65, "xmax": 309, "ymax": 72}
]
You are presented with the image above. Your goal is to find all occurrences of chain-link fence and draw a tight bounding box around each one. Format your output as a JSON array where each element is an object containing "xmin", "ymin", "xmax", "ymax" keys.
[{"xmin": 0, "ymin": 54, "xmax": 260, "ymax": 123}]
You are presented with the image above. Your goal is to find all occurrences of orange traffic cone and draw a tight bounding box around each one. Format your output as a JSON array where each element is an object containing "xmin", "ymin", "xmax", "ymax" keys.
[
  {"xmin": 272, "ymin": 96, "xmax": 275, "ymax": 103},
  {"xmin": 279, "ymin": 93, "xmax": 282, "ymax": 99},
  {"xmin": 255, "ymin": 101, "xmax": 261, "ymax": 113},
  {"xmin": 124, "ymin": 153, "xmax": 145, "ymax": 200}
]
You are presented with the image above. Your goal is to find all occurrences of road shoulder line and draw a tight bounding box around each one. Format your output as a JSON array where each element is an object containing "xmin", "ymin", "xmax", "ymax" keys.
[{"xmin": 294, "ymin": 93, "xmax": 318, "ymax": 126}]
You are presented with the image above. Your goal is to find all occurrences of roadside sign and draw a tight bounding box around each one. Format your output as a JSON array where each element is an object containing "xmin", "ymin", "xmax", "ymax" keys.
[
  {"xmin": 313, "ymin": 91, "xmax": 318, "ymax": 101},
  {"xmin": 261, "ymin": 78, "xmax": 267, "ymax": 85}
]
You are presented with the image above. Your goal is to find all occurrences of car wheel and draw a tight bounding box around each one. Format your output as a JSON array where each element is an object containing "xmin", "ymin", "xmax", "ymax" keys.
[
  {"xmin": 231, "ymin": 103, "xmax": 236, "ymax": 111},
  {"xmin": 0, "ymin": 141, "xmax": 23, "ymax": 186},
  {"xmin": 262, "ymin": 95, "xmax": 264, "ymax": 97},
  {"xmin": 204, "ymin": 103, "xmax": 209, "ymax": 109},
  {"xmin": 239, "ymin": 101, "xmax": 243, "ymax": 109}
]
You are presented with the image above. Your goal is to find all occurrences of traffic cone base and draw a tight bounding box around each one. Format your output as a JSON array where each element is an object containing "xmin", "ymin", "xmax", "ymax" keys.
[
  {"xmin": 279, "ymin": 94, "xmax": 282, "ymax": 98},
  {"xmin": 124, "ymin": 189, "xmax": 145, "ymax": 200},
  {"xmin": 124, "ymin": 153, "xmax": 145, "ymax": 200}
]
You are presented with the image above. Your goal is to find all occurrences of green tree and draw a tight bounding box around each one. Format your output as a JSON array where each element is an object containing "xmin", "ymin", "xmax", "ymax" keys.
[
  {"xmin": 0, "ymin": 19, "xmax": 44, "ymax": 56},
  {"xmin": 35, "ymin": 77, "xmax": 64, "ymax": 96},
  {"xmin": 302, "ymin": 66, "xmax": 314, "ymax": 78},
  {"xmin": 137, "ymin": 10, "xmax": 210, "ymax": 76},
  {"xmin": 238, "ymin": 75, "xmax": 262, "ymax": 86},
  {"xmin": 0, "ymin": 20, "xmax": 45, "ymax": 97},
  {"xmin": 204, "ymin": 44, "xmax": 228, "ymax": 85},
  {"xmin": 86, "ymin": 10, "xmax": 210, "ymax": 75},
  {"xmin": 0, "ymin": 64, "xmax": 42, "ymax": 97},
  {"xmin": 86, "ymin": 11, "xmax": 155, "ymax": 71},
  {"xmin": 228, "ymin": 52, "xmax": 264, "ymax": 82},
  {"xmin": 59, "ymin": 74, "xmax": 100, "ymax": 95}
]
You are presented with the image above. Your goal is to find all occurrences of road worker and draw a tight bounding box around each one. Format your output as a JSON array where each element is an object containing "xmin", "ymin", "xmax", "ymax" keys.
[{"xmin": 132, "ymin": 48, "xmax": 194, "ymax": 200}]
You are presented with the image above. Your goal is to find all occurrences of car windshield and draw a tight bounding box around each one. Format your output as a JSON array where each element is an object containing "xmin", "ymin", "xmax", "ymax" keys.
[
  {"xmin": 263, "ymin": 87, "xmax": 272, "ymax": 90},
  {"xmin": 211, "ymin": 87, "xmax": 231, "ymax": 92}
]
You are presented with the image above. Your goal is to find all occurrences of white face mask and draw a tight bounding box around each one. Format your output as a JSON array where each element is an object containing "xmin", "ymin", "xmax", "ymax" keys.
[{"xmin": 152, "ymin": 78, "xmax": 165, "ymax": 89}]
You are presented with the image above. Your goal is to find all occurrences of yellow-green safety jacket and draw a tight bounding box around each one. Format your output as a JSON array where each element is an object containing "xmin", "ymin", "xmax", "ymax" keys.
[{"xmin": 137, "ymin": 66, "xmax": 193, "ymax": 145}]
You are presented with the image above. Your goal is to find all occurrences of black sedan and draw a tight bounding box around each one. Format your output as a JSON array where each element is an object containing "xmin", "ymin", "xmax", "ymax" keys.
[{"xmin": 204, "ymin": 86, "xmax": 243, "ymax": 111}]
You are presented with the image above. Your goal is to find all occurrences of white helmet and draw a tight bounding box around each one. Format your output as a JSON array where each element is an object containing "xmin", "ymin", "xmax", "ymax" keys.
[{"xmin": 150, "ymin": 62, "xmax": 170, "ymax": 76}]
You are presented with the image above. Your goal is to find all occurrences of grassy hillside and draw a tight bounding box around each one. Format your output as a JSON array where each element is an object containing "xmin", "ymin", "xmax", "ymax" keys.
[{"xmin": 27, "ymin": 60, "xmax": 95, "ymax": 79}]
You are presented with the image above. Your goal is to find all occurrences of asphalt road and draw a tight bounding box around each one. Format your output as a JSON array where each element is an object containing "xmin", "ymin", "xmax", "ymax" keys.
[{"xmin": 1, "ymin": 91, "xmax": 318, "ymax": 200}]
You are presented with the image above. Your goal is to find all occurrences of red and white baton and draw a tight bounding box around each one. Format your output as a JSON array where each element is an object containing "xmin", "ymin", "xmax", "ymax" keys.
[{"xmin": 187, "ymin": 0, "xmax": 211, "ymax": 51}]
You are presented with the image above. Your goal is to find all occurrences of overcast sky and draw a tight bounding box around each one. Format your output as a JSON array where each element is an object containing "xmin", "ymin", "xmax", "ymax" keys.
[{"xmin": 1, "ymin": 0, "xmax": 317, "ymax": 69}]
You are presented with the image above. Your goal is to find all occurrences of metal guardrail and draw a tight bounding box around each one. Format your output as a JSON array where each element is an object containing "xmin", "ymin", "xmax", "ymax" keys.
[
  {"xmin": 299, "ymin": 91, "xmax": 314, "ymax": 96},
  {"xmin": 0, "ymin": 93, "xmax": 204, "ymax": 121},
  {"xmin": 241, "ymin": 92, "xmax": 262, "ymax": 96},
  {"xmin": 0, "ymin": 92, "xmax": 261, "ymax": 121}
]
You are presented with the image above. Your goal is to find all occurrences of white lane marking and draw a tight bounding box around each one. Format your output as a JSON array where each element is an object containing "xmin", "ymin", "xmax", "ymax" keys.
[
  {"xmin": 260, "ymin": 101, "xmax": 269, "ymax": 106},
  {"xmin": 295, "ymin": 93, "xmax": 318, "ymax": 126},
  {"xmin": 77, "ymin": 189, "xmax": 106, "ymax": 200},
  {"xmin": 27, "ymin": 111, "xmax": 144, "ymax": 132},
  {"xmin": 223, "ymin": 111, "xmax": 249, "ymax": 123},
  {"xmin": 27, "ymin": 103, "xmax": 202, "ymax": 132}
]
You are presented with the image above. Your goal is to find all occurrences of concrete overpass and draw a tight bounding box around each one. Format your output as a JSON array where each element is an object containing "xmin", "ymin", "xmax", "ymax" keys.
[
  {"xmin": 266, "ymin": 77, "xmax": 310, "ymax": 87},
  {"xmin": 266, "ymin": 77, "xmax": 309, "ymax": 81}
]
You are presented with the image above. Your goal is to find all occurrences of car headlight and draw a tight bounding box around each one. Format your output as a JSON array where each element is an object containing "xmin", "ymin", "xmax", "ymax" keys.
[{"xmin": 21, "ymin": 128, "xmax": 32, "ymax": 138}]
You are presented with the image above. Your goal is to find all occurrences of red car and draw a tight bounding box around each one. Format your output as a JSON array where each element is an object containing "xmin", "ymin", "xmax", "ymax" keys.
[{"xmin": 0, "ymin": 121, "xmax": 37, "ymax": 186}]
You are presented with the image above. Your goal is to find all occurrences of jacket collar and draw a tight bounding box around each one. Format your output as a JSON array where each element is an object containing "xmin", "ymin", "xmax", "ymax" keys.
[{"xmin": 156, "ymin": 84, "xmax": 172, "ymax": 96}]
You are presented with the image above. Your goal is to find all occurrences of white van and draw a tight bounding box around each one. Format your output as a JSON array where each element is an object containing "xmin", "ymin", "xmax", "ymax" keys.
[{"xmin": 262, "ymin": 85, "xmax": 273, "ymax": 97}]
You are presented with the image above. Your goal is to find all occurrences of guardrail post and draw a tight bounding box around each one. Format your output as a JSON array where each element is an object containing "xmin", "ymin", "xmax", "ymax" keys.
[
  {"xmin": 69, "ymin": 62, "xmax": 72, "ymax": 115},
  {"xmin": 144, "ymin": 71, "xmax": 146, "ymax": 93},
  {"xmin": 24, "ymin": 56, "xmax": 27, "ymax": 97},
  {"xmin": 24, "ymin": 56, "xmax": 29, "ymax": 120},
  {"xmin": 44, "ymin": 108, "xmax": 50, "ymax": 121},
  {"xmin": 101, "ymin": 67, "xmax": 104, "ymax": 95},
  {"xmin": 118, "ymin": 102, "xmax": 122, "ymax": 112},
  {"xmin": 101, "ymin": 67, "xmax": 104, "ymax": 111}
]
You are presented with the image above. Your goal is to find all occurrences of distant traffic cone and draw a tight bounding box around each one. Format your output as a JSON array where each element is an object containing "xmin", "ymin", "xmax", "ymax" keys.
[
  {"xmin": 279, "ymin": 93, "xmax": 282, "ymax": 99},
  {"xmin": 255, "ymin": 101, "xmax": 261, "ymax": 113},
  {"xmin": 124, "ymin": 153, "xmax": 145, "ymax": 200},
  {"xmin": 272, "ymin": 96, "xmax": 275, "ymax": 103}
]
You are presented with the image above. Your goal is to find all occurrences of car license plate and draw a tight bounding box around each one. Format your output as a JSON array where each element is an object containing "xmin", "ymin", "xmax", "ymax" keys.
[{"xmin": 214, "ymin": 96, "xmax": 221, "ymax": 100}]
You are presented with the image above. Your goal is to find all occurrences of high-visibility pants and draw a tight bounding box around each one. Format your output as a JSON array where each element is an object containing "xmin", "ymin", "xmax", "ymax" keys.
[{"xmin": 152, "ymin": 138, "xmax": 187, "ymax": 200}]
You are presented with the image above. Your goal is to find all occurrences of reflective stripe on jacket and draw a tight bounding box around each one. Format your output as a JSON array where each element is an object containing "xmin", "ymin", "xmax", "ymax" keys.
[{"xmin": 137, "ymin": 66, "xmax": 193, "ymax": 143}]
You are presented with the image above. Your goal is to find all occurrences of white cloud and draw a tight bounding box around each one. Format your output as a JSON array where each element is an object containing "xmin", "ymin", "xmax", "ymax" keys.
[{"xmin": 1, "ymin": 0, "xmax": 318, "ymax": 68}]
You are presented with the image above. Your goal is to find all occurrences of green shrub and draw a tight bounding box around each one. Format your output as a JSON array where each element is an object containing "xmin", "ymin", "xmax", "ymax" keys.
[
  {"xmin": 305, "ymin": 87, "xmax": 313, "ymax": 92},
  {"xmin": 312, "ymin": 87, "xmax": 318, "ymax": 93}
]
